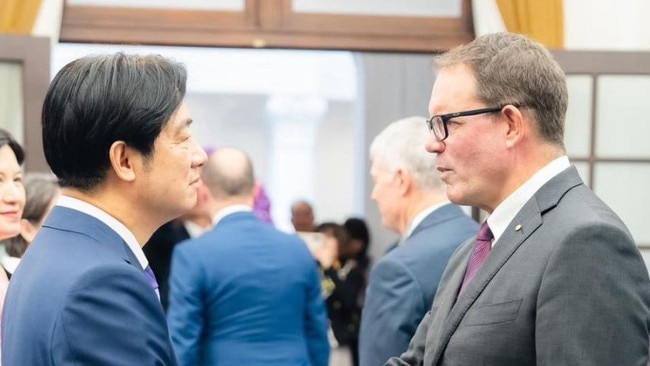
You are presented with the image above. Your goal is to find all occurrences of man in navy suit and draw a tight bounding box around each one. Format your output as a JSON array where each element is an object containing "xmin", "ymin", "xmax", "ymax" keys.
[
  {"xmin": 167, "ymin": 147, "xmax": 330, "ymax": 366},
  {"xmin": 2, "ymin": 53, "xmax": 207, "ymax": 365},
  {"xmin": 358, "ymin": 116, "xmax": 478, "ymax": 366}
]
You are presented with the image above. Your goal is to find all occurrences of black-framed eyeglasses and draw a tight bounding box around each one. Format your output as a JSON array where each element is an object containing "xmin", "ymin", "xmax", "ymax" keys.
[{"xmin": 426, "ymin": 104, "xmax": 520, "ymax": 141}]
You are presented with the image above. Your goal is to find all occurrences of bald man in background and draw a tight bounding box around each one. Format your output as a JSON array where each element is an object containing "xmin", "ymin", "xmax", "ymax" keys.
[
  {"xmin": 167, "ymin": 147, "xmax": 329, "ymax": 366},
  {"xmin": 291, "ymin": 199, "xmax": 317, "ymax": 233}
]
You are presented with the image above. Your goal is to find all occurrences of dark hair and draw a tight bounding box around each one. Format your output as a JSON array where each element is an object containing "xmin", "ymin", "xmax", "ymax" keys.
[
  {"xmin": 316, "ymin": 222, "xmax": 351, "ymax": 254},
  {"xmin": 0, "ymin": 128, "xmax": 25, "ymax": 165},
  {"xmin": 42, "ymin": 53, "xmax": 187, "ymax": 190},
  {"xmin": 343, "ymin": 217, "xmax": 370, "ymax": 258},
  {"xmin": 5, "ymin": 173, "xmax": 59, "ymax": 258}
]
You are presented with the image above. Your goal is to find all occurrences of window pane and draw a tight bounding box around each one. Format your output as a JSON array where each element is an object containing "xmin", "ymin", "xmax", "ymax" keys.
[
  {"xmin": 565, "ymin": 75, "xmax": 592, "ymax": 158},
  {"xmin": 594, "ymin": 163, "xmax": 650, "ymax": 244},
  {"xmin": 293, "ymin": 0, "xmax": 461, "ymax": 17},
  {"xmin": 596, "ymin": 75, "xmax": 650, "ymax": 158},
  {"xmin": 0, "ymin": 62, "xmax": 24, "ymax": 144}
]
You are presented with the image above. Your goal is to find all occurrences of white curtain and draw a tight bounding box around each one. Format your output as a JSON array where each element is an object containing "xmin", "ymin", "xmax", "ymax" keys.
[
  {"xmin": 471, "ymin": 0, "xmax": 506, "ymax": 36},
  {"xmin": 32, "ymin": 0, "xmax": 64, "ymax": 48}
]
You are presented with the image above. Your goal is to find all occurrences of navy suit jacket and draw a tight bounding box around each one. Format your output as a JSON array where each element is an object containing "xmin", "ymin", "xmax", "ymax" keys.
[
  {"xmin": 167, "ymin": 211, "xmax": 330, "ymax": 366},
  {"xmin": 359, "ymin": 204, "xmax": 478, "ymax": 366},
  {"xmin": 2, "ymin": 206, "xmax": 178, "ymax": 366}
]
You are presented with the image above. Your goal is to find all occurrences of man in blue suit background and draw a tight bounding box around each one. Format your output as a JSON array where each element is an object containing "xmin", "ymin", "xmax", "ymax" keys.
[
  {"xmin": 167, "ymin": 147, "xmax": 330, "ymax": 366},
  {"xmin": 2, "ymin": 53, "xmax": 207, "ymax": 365},
  {"xmin": 358, "ymin": 117, "xmax": 478, "ymax": 366}
]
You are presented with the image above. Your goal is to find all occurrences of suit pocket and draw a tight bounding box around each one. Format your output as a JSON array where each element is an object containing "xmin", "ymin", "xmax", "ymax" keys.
[{"xmin": 463, "ymin": 299, "xmax": 522, "ymax": 326}]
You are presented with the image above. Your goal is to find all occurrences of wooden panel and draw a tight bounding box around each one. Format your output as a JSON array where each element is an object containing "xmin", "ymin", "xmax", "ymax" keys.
[
  {"xmin": 553, "ymin": 50, "xmax": 650, "ymax": 74},
  {"xmin": 0, "ymin": 34, "xmax": 50, "ymax": 172},
  {"xmin": 60, "ymin": 0, "xmax": 474, "ymax": 53}
]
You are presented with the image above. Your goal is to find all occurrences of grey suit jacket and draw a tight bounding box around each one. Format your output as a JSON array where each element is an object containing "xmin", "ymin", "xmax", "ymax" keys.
[{"xmin": 387, "ymin": 166, "xmax": 650, "ymax": 366}]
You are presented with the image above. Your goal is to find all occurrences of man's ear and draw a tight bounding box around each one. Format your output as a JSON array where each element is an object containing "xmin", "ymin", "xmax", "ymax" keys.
[
  {"xmin": 396, "ymin": 168, "xmax": 411, "ymax": 196},
  {"xmin": 502, "ymin": 105, "xmax": 525, "ymax": 148},
  {"xmin": 108, "ymin": 141, "xmax": 137, "ymax": 182}
]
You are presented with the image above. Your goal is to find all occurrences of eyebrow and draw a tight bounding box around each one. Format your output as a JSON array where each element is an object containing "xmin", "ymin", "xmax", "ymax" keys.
[{"xmin": 172, "ymin": 117, "xmax": 193, "ymax": 134}]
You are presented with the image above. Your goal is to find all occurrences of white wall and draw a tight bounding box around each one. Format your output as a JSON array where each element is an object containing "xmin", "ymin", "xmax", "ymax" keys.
[
  {"xmin": 52, "ymin": 44, "xmax": 359, "ymax": 233},
  {"xmin": 564, "ymin": 0, "xmax": 650, "ymax": 50},
  {"xmin": 473, "ymin": 0, "xmax": 650, "ymax": 50}
]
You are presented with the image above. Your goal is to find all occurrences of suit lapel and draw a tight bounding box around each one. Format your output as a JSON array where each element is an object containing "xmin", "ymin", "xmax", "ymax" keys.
[{"xmin": 430, "ymin": 166, "xmax": 584, "ymax": 364}]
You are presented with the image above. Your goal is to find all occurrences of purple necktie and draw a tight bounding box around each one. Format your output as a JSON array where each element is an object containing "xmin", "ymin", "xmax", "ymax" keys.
[
  {"xmin": 459, "ymin": 222, "xmax": 493, "ymax": 295},
  {"xmin": 144, "ymin": 265, "xmax": 160, "ymax": 299}
]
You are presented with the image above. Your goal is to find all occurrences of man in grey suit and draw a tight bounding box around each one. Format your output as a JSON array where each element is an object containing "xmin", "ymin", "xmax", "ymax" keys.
[
  {"xmin": 386, "ymin": 32, "xmax": 650, "ymax": 366},
  {"xmin": 359, "ymin": 116, "xmax": 478, "ymax": 366}
]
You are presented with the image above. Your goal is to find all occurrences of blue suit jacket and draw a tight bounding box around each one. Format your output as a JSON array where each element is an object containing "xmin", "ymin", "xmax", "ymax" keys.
[
  {"xmin": 167, "ymin": 211, "xmax": 330, "ymax": 366},
  {"xmin": 1, "ymin": 206, "xmax": 178, "ymax": 366},
  {"xmin": 359, "ymin": 204, "xmax": 478, "ymax": 366}
]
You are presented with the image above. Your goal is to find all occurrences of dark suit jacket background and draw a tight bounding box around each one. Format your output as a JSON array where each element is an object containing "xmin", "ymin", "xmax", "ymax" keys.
[
  {"xmin": 143, "ymin": 220, "xmax": 190, "ymax": 311},
  {"xmin": 323, "ymin": 256, "xmax": 368, "ymax": 366}
]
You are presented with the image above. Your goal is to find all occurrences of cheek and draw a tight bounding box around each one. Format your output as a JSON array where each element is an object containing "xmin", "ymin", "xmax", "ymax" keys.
[
  {"xmin": 373, "ymin": 183, "xmax": 393, "ymax": 207},
  {"xmin": 0, "ymin": 219, "xmax": 20, "ymax": 239},
  {"xmin": 452, "ymin": 138, "xmax": 489, "ymax": 172},
  {"xmin": 370, "ymin": 184, "xmax": 380, "ymax": 201}
]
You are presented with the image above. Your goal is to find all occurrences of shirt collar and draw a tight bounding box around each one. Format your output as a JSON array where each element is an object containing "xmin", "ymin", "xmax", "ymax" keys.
[
  {"xmin": 1, "ymin": 256, "xmax": 20, "ymax": 274},
  {"xmin": 212, "ymin": 204, "xmax": 252, "ymax": 226},
  {"xmin": 183, "ymin": 220, "xmax": 209, "ymax": 239},
  {"xmin": 56, "ymin": 195, "xmax": 149, "ymax": 270},
  {"xmin": 403, "ymin": 200, "xmax": 451, "ymax": 242},
  {"xmin": 487, "ymin": 156, "xmax": 570, "ymax": 246}
]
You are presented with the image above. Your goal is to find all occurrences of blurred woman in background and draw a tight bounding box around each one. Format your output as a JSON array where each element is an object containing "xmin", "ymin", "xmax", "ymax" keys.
[
  {"xmin": 0, "ymin": 128, "xmax": 26, "ymax": 364},
  {"xmin": 315, "ymin": 221, "xmax": 367, "ymax": 366},
  {"xmin": 2, "ymin": 172, "xmax": 59, "ymax": 278},
  {"xmin": 0, "ymin": 129, "xmax": 25, "ymax": 244}
]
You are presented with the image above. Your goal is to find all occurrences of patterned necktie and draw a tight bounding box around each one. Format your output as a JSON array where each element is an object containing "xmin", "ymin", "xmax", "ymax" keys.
[
  {"xmin": 144, "ymin": 265, "xmax": 160, "ymax": 299},
  {"xmin": 459, "ymin": 221, "xmax": 493, "ymax": 295}
]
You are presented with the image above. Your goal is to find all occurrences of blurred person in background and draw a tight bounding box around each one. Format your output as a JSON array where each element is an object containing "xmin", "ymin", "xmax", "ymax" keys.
[
  {"xmin": 359, "ymin": 116, "xmax": 478, "ymax": 366},
  {"xmin": 315, "ymin": 222, "xmax": 366, "ymax": 366},
  {"xmin": 1, "ymin": 172, "xmax": 59, "ymax": 278},
  {"xmin": 291, "ymin": 199, "xmax": 317, "ymax": 232},
  {"xmin": 342, "ymin": 217, "xmax": 372, "ymax": 287},
  {"xmin": 168, "ymin": 147, "xmax": 329, "ymax": 366},
  {"xmin": 253, "ymin": 181, "xmax": 273, "ymax": 225},
  {"xmin": 0, "ymin": 128, "xmax": 26, "ymax": 365}
]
